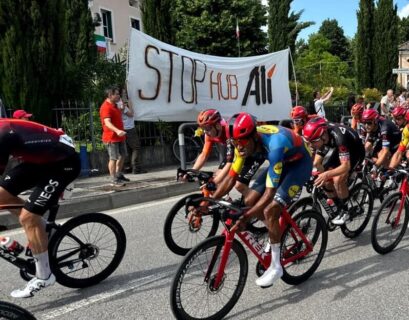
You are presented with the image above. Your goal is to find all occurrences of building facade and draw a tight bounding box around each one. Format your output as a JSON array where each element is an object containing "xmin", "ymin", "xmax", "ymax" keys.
[{"xmin": 88, "ymin": 0, "xmax": 142, "ymax": 57}]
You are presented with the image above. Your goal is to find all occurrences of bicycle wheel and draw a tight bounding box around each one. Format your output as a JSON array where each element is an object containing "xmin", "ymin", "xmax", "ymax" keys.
[
  {"xmin": 49, "ymin": 213, "xmax": 126, "ymax": 288},
  {"xmin": 172, "ymin": 137, "xmax": 202, "ymax": 165},
  {"xmin": 341, "ymin": 183, "xmax": 373, "ymax": 238},
  {"xmin": 0, "ymin": 301, "xmax": 36, "ymax": 320},
  {"xmin": 281, "ymin": 210, "xmax": 328, "ymax": 285},
  {"xmin": 288, "ymin": 196, "xmax": 322, "ymax": 217},
  {"xmin": 170, "ymin": 235, "xmax": 248, "ymax": 320},
  {"xmin": 164, "ymin": 193, "xmax": 220, "ymax": 256},
  {"xmin": 371, "ymin": 192, "xmax": 409, "ymax": 254}
]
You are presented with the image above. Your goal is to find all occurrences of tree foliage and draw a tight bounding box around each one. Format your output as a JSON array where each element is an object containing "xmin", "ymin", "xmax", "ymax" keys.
[
  {"xmin": 140, "ymin": 0, "xmax": 173, "ymax": 44},
  {"xmin": 318, "ymin": 19, "xmax": 350, "ymax": 61},
  {"xmin": 373, "ymin": 0, "xmax": 398, "ymax": 92},
  {"xmin": 267, "ymin": 0, "xmax": 314, "ymax": 53},
  {"xmin": 356, "ymin": 0, "xmax": 375, "ymax": 91},
  {"xmin": 0, "ymin": 0, "xmax": 96, "ymax": 124},
  {"xmin": 172, "ymin": 0, "xmax": 268, "ymax": 56},
  {"xmin": 398, "ymin": 16, "xmax": 409, "ymax": 44}
]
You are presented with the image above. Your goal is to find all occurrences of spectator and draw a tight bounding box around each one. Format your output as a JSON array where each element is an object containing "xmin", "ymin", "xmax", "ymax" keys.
[
  {"xmin": 346, "ymin": 93, "xmax": 356, "ymax": 113},
  {"xmin": 119, "ymin": 87, "xmax": 147, "ymax": 174},
  {"xmin": 313, "ymin": 86, "xmax": 334, "ymax": 118},
  {"xmin": 398, "ymin": 89, "xmax": 407, "ymax": 105},
  {"xmin": 99, "ymin": 86, "xmax": 129, "ymax": 186},
  {"xmin": 13, "ymin": 109, "xmax": 32, "ymax": 120},
  {"xmin": 380, "ymin": 89, "xmax": 394, "ymax": 117}
]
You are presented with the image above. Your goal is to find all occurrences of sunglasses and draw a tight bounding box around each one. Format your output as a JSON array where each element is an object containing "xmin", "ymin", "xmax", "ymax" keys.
[
  {"xmin": 309, "ymin": 137, "xmax": 321, "ymax": 143},
  {"xmin": 394, "ymin": 116, "xmax": 405, "ymax": 121},
  {"xmin": 202, "ymin": 125, "xmax": 215, "ymax": 133},
  {"xmin": 363, "ymin": 121, "xmax": 375, "ymax": 126},
  {"xmin": 232, "ymin": 138, "xmax": 251, "ymax": 147},
  {"xmin": 293, "ymin": 119, "xmax": 304, "ymax": 125}
]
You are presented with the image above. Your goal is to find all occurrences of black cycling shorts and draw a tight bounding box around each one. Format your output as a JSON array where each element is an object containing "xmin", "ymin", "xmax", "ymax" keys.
[{"xmin": 0, "ymin": 153, "xmax": 81, "ymax": 215}]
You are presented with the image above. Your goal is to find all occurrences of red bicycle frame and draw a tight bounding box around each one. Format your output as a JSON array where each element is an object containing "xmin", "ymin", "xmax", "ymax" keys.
[
  {"xmin": 208, "ymin": 207, "xmax": 314, "ymax": 289},
  {"xmin": 389, "ymin": 175, "xmax": 409, "ymax": 227}
]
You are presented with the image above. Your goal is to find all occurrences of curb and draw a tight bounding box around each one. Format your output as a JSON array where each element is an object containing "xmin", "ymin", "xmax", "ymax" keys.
[{"xmin": 0, "ymin": 182, "xmax": 198, "ymax": 230}]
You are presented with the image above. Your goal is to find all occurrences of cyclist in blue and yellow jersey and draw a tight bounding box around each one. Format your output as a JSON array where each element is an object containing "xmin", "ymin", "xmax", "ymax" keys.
[{"xmin": 211, "ymin": 112, "xmax": 313, "ymax": 288}]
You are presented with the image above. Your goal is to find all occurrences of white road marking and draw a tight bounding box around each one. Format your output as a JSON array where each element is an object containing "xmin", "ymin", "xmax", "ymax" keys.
[{"xmin": 39, "ymin": 270, "xmax": 175, "ymax": 319}]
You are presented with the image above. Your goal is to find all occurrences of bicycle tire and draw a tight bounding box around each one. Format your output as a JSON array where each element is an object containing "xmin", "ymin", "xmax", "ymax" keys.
[
  {"xmin": 172, "ymin": 137, "xmax": 202, "ymax": 165},
  {"xmin": 288, "ymin": 196, "xmax": 322, "ymax": 217},
  {"xmin": 281, "ymin": 209, "xmax": 328, "ymax": 285},
  {"xmin": 0, "ymin": 301, "xmax": 36, "ymax": 320},
  {"xmin": 340, "ymin": 183, "xmax": 373, "ymax": 238},
  {"xmin": 170, "ymin": 235, "xmax": 248, "ymax": 320},
  {"xmin": 49, "ymin": 213, "xmax": 126, "ymax": 288},
  {"xmin": 371, "ymin": 192, "xmax": 409, "ymax": 254},
  {"xmin": 163, "ymin": 193, "xmax": 220, "ymax": 256}
]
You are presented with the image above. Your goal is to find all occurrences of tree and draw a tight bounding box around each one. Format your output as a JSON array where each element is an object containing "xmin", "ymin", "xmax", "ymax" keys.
[
  {"xmin": 398, "ymin": 16, "xmax": 409, "ymax": 44},
  {"xmin": 295, "ymin": 34, "xmax": 351, "ymax": 90},
  {"xmin": 0, "ymin": 0, "xmax": 96, "ymax": 124},
  {"xmin": 318, "ymin": 19, "xmax": 350, "ymax": 61},
  {"xmin": 140, "ymin": 0, "xmax": 173, "ymax": 44},
  {"xmin": 267, "ymin": 0, "xmax": 314, "ymax": 53},
  {"xmin": 172, "ymin": 0, "xmax": 267, "ymax": 57},
  {"xmin": 356, "ymin": 0, "xmax": 374, "ymax": 91},
  {"xmin": 373, "ymin": 0, "xmax": 398, "ymax": 92}
]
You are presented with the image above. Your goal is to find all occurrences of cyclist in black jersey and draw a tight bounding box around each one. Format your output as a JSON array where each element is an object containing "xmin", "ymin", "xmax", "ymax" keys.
[
  {"xmin": 303, "ymin": 117, "xmax": 365, "ymax": 225},
  {"xmin": 360, "ymin": 109, "xmax": 401, "ymax": 169},
  {"xmin": 0, "ymin": 119, "xmax": 80, "ymax": 298}
]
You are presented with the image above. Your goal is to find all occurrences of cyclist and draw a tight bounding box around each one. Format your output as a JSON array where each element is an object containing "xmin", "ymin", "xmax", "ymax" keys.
[
  {"xmin": 189, "ymin": 109, "xmax": 234, "ymax": 185},
  {"xmin": 212, "ymin": 112, "xmax": 313, "ymax": 287},
  {"xmin": 303, "ymin": 117, "xmax": 365, "ymax": 225},
  {"xmin": 360, "ymin": 109, "xmax": 400, "ymax": 170},
  {"xmin": 390, "ymin": 109, "xmax": 409, "ymax": 168},
  {"xmin": 0, "ymin": 119, "xmax": 80, "ymax": 298},
  {"xmin": 290, "ymin": 106, "xmax": 317, "ymax": 135},
  {"xmin": 391, "ymin": 106, "xmax": 407, "ymax": 131},
  {"xmin": 350, "ymin": 103, "xmax": 364, "ymax": 131}
]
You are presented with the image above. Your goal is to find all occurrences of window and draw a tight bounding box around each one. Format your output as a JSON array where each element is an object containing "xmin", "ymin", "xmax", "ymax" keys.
[
  {"xmin": 131, "ymin": 18, "xmax": 140, "ymax": 30},
  {"xmin": 101, "ymin": 9, "xmax": 113, "ymax": 40}
]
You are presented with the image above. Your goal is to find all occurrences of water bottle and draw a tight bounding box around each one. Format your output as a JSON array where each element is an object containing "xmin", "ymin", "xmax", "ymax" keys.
[
  {"xmin": 0, "ymin": 237, "xmax": 24, "ymax": 256},
  {"xmin": 326, "ymin": 198, "xmax": 338, "ymax": 214}
]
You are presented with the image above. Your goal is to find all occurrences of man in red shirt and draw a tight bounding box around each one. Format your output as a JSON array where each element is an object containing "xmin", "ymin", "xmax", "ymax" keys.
[{"xmin": 99, "ymin": 86, "xmax": 129, "ymax": 186}]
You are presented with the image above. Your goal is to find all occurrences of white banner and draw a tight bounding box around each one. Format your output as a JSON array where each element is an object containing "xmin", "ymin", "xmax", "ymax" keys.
[{"xmin": 127, "ymin": 29, "xmax": 291, "ymax": 122}]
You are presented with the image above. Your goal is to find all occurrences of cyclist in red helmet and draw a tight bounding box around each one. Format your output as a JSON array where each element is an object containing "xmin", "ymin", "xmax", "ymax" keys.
[
  {"xmin": 390, "ymin": 108, "xmax": 409, "ymax": 168},
  {"xmin": 210, "ymin": 112, "xmax": 313, "ymax": 287},
  {"xmin": 360, "ymin": 109, "xmax": 400, "ymax": 169},
  {"xmin": 290, "ymin": 106, "xmax": 317, "ymax": 135},
  {"xmin": 391, "ymin": 106, "xmax": 407, "ymax": 131},
  {"xmin": 303, "ymin": 117, "xmax": 365, "ymax": 225},
  {"xmin": 350, "ymin": 102, "xmax": 364, "ymax": 131}
]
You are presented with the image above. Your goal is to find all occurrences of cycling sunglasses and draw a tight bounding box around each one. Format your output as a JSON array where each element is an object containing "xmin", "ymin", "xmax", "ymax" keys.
[
  {"xmin": 309, "ymin": 137, "xmax": 322, "ymax": 143},
  {"xmin": 394, "ymin": 116, "xmax": 405, "ymax": 121},
  {"xmin": 362, "ymin": 121, "xmax": 375, "ymax": 126},
  {"xmin": 292, "ymin": 119, "xmax": 304, "ymax": 125},
  {"xmin": 232, "ymin": 138, "xmax": 251, "ymax": 147}
]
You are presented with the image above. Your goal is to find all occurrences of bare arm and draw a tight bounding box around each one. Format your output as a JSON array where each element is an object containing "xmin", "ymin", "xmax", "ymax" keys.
[
  {"xmin": 104, "ymin": 118, "xmax": 126, "ymax": 137},
  {"xmin": 321, "ymin": 87, "xmax": 334, "ymax": 102}
]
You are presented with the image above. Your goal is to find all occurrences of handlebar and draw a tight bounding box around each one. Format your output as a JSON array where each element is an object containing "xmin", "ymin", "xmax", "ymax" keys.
[
  {"xmin": 185, "ymin": 196, "xmax": 245, "ymax": 222},
  {"xmin": 177, "ymin": 168, "xmax": 214, "ymax": 184}
]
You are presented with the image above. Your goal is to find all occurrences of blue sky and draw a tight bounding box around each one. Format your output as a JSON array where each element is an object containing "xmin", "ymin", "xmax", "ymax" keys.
[{"xmin": 263, "ymin": 0, "xmax": 409, "ymax": 40}]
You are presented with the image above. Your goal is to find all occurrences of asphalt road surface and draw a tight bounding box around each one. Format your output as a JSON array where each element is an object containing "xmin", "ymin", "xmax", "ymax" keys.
[{"xmin": 1, "ymin": 194, "xmax": 409, "ymax": 320}]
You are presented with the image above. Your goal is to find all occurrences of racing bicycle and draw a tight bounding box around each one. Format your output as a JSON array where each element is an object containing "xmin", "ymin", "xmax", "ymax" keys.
[
  {"xmin": 170, "ymin": 197, "xmax": 327, "ymax": 320},
  {"xmin": 0, "ymin": 301, "xmax": 36, "ymax": 320},
  {"xmin": 0, "ymin": 203, "xmax": 126, "ymax": 288}
]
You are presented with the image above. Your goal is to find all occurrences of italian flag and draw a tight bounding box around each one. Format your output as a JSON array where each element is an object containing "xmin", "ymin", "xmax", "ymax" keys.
[{"xmin": 95, "ymin": 34, "xmax": 107, "ymax": 53}]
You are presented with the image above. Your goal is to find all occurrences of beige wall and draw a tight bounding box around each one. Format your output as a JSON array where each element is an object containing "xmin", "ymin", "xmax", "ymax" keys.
[
  {"xmin": 398, "ymin": 50, "xmax": 409, "ymax": 89},
  {"xmin": 89, "ymin": 0, "xmax": 142, "ymax": 57}
]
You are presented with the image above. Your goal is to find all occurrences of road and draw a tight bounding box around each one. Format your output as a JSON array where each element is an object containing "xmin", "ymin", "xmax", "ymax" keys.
[{"xmin": 1, "ymin": 194, "xmax": 409, "ymax": 320}]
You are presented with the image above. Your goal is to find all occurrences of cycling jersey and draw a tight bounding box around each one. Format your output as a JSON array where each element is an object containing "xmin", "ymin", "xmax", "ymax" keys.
[
  {"xmin": 229, "ymin": 125, "xmax": 312, "ymax": 206},
  {"xmin": 398, "ymin": 125, "xmax": 409, "ymax": 152},
  {"xmin": 317, "ymin": 123, "xmax": 365, "ymax": 171},
  {"xmin": 0, "ymin": 119, "xmax": 76, "ymax": 174},
  {"xmin": 360, "ymin": 119, "xmax": 401, "ymax": 154},
  {"xmin": 201, "ymin": 120, "xmax": 234, "ymax": 167}
]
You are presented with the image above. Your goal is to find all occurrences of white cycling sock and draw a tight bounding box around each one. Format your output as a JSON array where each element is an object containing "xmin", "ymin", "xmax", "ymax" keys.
[
  {"xmin": 34, "ymin": 251, "xmax": 51, "ymax": 279},
  {"xmin": 270, "ymin": 243, "xmax": 282, "ymax": 270}
]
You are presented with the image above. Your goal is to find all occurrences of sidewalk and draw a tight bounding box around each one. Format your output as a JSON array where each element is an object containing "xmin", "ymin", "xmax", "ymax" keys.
[{"xmin": 0, "ymin": 162, "xmax": 219, "ymax": 229}]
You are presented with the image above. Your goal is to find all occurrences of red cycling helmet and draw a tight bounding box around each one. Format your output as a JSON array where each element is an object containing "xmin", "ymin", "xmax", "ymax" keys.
[
  {"xmin": 302, "ymin": 117, "xmax": 328, "ymax": 141},
  {"xmin": 351, "ymin": 103, "xmax": 364, "ymax": 116},
  {"xmin": 197, "ymin": 109, "xmax": 222, "ymax": 127},
  {"xmin": 361, "ymin": 109, "xmax": 379, "ymax": 122},
  {"xmin": 228, "ymin": 112, "xmax": 257, "ymax": 139},
  {"xmin": 291, "ymin": 106, "xmax": 308, "ymax": 119},
  {"xmin": 391, "ymin": 106, "xmax": 407, "ymax": 118}
]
